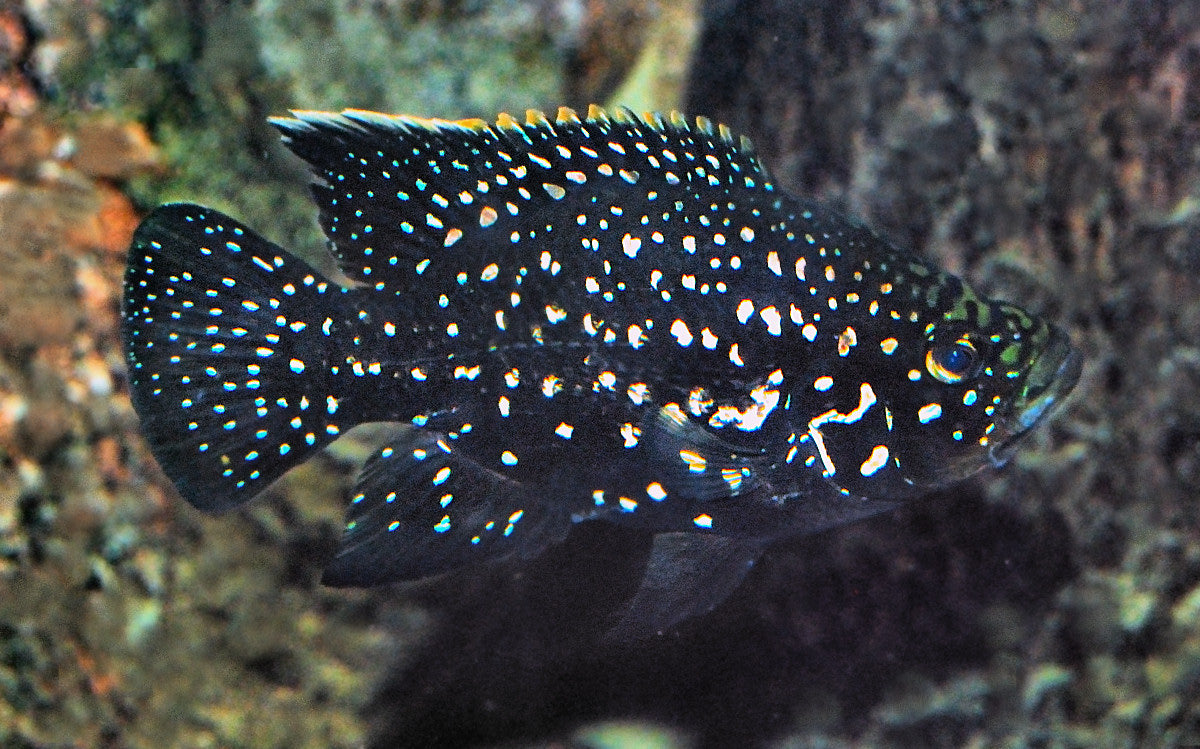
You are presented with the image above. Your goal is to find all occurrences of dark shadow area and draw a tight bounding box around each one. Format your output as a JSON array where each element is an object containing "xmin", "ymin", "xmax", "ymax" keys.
[{"xmin": 365, "ymin": 485, "xmax": 1074, "ymax": 747}]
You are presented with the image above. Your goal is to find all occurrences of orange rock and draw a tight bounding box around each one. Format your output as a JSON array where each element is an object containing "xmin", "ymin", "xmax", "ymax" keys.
[
  {"xmin": 0, "ymin": 9, "xmax": 28, "ymax": 61},
  {"xmin": 0, "ymin": 116, "xmax": 58, "ymax": 176},
  {"xmin": 94, "ymin": 184, "xmax": 141, "ymax": 254},
  {"xmin": 67, "ymin": 118, "xmax": 162, "ymax": 180},
  {"xmin": 62, "ymin": 183, "xmax": 141, "ymax": 255},
  {"xmin": 0, "ymin": 71, "xmax": 37, "ymax": 118}
]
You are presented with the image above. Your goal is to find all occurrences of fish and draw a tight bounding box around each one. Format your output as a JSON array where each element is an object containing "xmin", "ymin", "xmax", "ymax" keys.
[{"xmin": 121, "ymin": 106, "xmax": 1080, "ymax": 633}]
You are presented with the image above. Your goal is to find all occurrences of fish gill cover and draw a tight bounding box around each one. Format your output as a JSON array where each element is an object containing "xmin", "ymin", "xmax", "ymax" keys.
[{"xmin": 120, "ymin": 106, "xmax": 1080, "ymax": 634}]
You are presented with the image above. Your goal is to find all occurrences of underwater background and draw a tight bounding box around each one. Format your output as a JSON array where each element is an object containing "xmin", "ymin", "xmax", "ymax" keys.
[{"xmin": 0, "ymin": 0, "xmax": 1196, "ymax": 746}]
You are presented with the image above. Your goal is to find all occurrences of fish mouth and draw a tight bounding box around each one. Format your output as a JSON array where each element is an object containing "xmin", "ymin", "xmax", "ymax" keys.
[{"xmin": 988, "ymin": 325, "xmax": 1081, "ymax": 466}]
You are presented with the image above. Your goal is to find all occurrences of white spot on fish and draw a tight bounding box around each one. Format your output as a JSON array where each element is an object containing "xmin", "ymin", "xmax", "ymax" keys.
[
  {"xmin": 760, "ymin": 306, "xmax": 782, "ymax": 336},
  {"xmin": 736, "ymin": 299, "xmax": 754, "ymax": 324},
  {"xmin": 671, "ymin": 319, "xmax": 693, "ymax": 346},
  {"xmin": 622, "ymin": 233, "xmax": 642, "ymax": 258},
  {"xmin": 860, "ymin": 444, "xmax": 889, "ymax": 476}
]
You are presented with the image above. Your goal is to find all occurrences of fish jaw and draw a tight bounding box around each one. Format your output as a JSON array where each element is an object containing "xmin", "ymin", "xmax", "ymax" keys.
[{"xmin": 988, "ymin": 324, "xmax": 1081, "ymax": 467}]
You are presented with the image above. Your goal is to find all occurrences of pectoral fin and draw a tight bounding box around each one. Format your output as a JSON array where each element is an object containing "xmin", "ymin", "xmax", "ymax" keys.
[{"xmin": 323, "ymin": 430, "xmax": 569, "ymax": 586}]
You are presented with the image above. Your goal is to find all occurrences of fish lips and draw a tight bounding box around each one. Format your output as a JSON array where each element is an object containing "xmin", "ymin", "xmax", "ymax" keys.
[{"xmin": 988, "ymin": 325, "xmax": 1081, "ymax": 467}]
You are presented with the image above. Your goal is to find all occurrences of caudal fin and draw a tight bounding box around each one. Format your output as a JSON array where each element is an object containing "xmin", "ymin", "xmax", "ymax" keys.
[{"xmin": 122, "ymin": 203, "xmax": 361, "ymax": 512}]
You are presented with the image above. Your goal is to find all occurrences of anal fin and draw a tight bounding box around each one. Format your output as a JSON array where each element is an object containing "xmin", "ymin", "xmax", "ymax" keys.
[{"xmin": 322, "ymin": 430, "xmax": 568, "ymax": 586}]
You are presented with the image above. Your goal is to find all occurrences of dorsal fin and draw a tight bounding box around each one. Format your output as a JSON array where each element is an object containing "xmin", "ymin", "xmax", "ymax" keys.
[{"xmin": 268, "ymin": 106, "xmax": 774, "ymax": 297}]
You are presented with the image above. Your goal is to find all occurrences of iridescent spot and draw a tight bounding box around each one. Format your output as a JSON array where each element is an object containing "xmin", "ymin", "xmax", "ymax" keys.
[
  {"xmin": 837, "ymin": 327, "xmax": 857, "ymax": 356},
  {"xmin": 679, "ymin": 449, "xmax": 707, "ymax": 473},
  {"xmin": 736, "ymin": 299, "xmax": 754, "ymax": 324},
  {"xmin": 622, "ymin": 233, "xmax": 642, "ymax": 258},
  {"xmin": 760, "ymin": 306, "xmax": 782, "ymax": 336},
  {"xmin": 627, "ymin": 324, "xmax": 645, "ymax": 348},
  {"xmin": 729, "ymin": 343, "xmax": 745, "ymax": 367},
  {"xmin": 671, "ymin": 319, "xmax": 693, "ymax": 346},
  {"xmin": 859, "ymin": 445, "xmax": 889, "ymax": 476},
  {"xmin": 767, "ymin": 251, "xmax": 782, "ymax": 276},
  {"xmin": 918, "ymin": 403, "xmax": 942, "ymax": 423},
  {"xmin": 545, "ymin": 304, "xmax": 567, "ymax": 324}
]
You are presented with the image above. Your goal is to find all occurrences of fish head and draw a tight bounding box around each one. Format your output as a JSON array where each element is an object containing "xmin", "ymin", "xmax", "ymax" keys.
[
  {"xmin": 787, "ymin": 264, "xmax": 1079, "ymax": 500},
  {"xmin": 869, "ymin": 283, "xmax": 1080, "ymax": 492},
  {"xmin": 977, "ymin": 302, "xmax": 1081, "ymax": 467}
]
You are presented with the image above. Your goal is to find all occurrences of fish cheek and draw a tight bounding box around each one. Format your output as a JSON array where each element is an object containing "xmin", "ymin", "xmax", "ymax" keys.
[
  {"xmin": 801, "ymin": 405, "xmax": 915, "ymax": 501},
  {"xmin": 888, "ymin": 388, "xmax": 997, "ymax": 487}
]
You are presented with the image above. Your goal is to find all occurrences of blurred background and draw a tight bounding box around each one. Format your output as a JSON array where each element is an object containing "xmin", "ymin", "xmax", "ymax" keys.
[{"xmin": 1, "ymin": 0, "xmax": 1198, "ymax": 746}]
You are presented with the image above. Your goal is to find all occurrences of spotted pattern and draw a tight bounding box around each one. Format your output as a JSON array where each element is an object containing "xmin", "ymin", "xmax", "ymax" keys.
[{"xmin": 122, "ymin": 106, "xmax": 1079, "ymax": 588}]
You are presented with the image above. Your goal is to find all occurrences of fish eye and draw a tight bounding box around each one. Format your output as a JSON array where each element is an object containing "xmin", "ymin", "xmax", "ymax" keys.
[{"xmin": 926, "ymin": 336, "xmax": 978, "ymax": 384}]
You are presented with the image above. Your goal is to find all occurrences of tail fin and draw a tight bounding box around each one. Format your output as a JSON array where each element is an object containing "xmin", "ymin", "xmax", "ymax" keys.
[{"xmin": 122, "ymin": 203, "xmax": 361, "ymax": 512}]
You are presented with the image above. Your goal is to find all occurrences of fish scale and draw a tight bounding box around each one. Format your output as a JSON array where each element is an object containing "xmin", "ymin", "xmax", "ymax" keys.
[{"xmin": 123, "ymin": 105, "xmax": 1080, "ymax": 632}]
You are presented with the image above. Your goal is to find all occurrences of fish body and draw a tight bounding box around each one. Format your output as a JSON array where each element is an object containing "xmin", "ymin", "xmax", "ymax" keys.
[{"xmin": 123, "ymin": 106, "xmax": 1079, "ymax": 628}]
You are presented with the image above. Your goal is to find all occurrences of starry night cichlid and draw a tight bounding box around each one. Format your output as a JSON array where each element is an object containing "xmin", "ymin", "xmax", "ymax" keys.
[{"xmin": 122, "ymin": 106, "xmax": 1080, "ymax": 632}]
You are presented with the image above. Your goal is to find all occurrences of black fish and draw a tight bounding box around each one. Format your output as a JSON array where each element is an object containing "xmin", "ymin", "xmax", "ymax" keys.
[{"xmin": 122, "ymin": 107, "xmax": 1080, "ymax": 632}]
